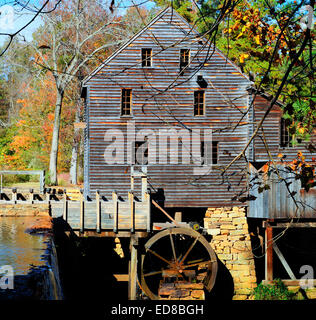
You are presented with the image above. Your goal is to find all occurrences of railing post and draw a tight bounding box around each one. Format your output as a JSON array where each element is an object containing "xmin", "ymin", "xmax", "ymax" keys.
[
  {"xmin": 40, "ymin": 170, "xmax": 45, "ymax": 194},
  {"xmin": 12, "ymin": 187, "xmax": 17, "ymax": 204},
  {"xmin": 63, "ymin": 189, "xmax": 68, "ymax": 222},
  {"xmin": 96, "ymin": 190, "xmax": 101, "ymax": 233},
  {"xmin": 29, "ymin": 188, "xmax": 34, "ymax": 204},
  {"xmin": 80, "ymin": 189, "xmax": 84, "ymax": 234},
  {"xmin": 145, "ymin": 192, "xmax": 151, "ymax": 232},
  {"xmin": 129, "ymin": 191, "xmax": 135, "ymax": 233},
  {"xmin": 46, "ymin": 188, "xmax": 51, "ymax": 202},
  {"xmin": 112, "ymin": 191, "xmax": 118, "ymax": 233}
]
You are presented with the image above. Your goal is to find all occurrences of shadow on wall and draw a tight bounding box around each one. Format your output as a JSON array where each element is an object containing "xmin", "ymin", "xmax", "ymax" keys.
[{"xmin": 205, "ymin": 259, "xmax": 234, "ymax": 301}]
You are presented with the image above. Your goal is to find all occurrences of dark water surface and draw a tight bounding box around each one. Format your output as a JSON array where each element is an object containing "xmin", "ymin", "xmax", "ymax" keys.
[{"xmin": 0, "ymin": 217, "xmax": 48, "ymax": 275}]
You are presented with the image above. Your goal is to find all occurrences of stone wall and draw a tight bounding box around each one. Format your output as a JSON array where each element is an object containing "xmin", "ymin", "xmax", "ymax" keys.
[
  {"xmin": 204, "ymin": 206, "xmax": 257, "ymax": 300},
  {"xmin": 0, "ymin": 203, "xmax": 49, "ymax": 216}
]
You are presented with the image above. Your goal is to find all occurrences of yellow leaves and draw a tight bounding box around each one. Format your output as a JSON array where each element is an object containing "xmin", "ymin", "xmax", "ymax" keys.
[
  {"xmin": 298, "ymin": 127, "xmax": 305, "ymax": 135},
  {"xmin": 239, "ymin": 53, "xmax": 249, "ymax": 64},
  {"xmin": 255, "ymin": 34, "xmax": 261, "ymax": 45}
]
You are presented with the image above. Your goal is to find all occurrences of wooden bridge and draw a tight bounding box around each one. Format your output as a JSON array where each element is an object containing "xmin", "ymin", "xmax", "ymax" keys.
[{"xmin": 0, "ymin": 168, "xmax": 153, "ymax": 238}]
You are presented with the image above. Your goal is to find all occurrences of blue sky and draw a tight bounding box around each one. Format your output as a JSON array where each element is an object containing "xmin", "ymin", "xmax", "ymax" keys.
[
  {"xmin": 0, "ymin": 0, "xmax": 156, "ymax": 46},
  {"xmin": 0, "ymin": 1, "xmax": 43, "ymax": 45}
]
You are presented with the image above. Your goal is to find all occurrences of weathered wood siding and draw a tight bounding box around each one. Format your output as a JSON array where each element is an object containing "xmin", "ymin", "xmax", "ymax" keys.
[
  {"xmin": 83, "ymin": 7, "xmax": 251, "ymax": 207},
  {"xmin": 253, "ymin": 95, "xmax": 316, "ymax": 161}
]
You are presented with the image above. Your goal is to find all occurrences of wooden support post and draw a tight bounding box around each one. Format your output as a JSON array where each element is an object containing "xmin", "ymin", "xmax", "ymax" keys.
[
  {"xmin": 265, "ymin": 222, "xmax": 273, "ymax": 281},
  {"xmin": 145, "ymin": 192, "xmax": 151, "ymax": 232},
  {"xmin": 12, "ymin": 188, "xmax": 17, "ymax": 204},
  {"xmin": 80, "ymin": 189, "xmax": 84, "ymax": 233},
  {"xmin": 141, "ymin": 176, "xmax": 147, "ymax": 202},
  {"xmin": 29, "ymin": 188, "xmax": 34, "ymax": 204},
  {"xmin": 175, "ymin": 212, "xmax": 182, "ymax": 222},
  {"xmin": 128, "ymin": 235, "xmax": 138, "ymax": 300},
  {"xmin": 46, "ymin": 188, "xmax": 51, "ymax": 202},
  {"xmin": 129, "ymin": 191, "xmax": 135, "ymax": 233},
  {"xmin": 63, "ymin": 189, "xmax": 68, "ymax": 222},
  {"xmin": 96, "ymin": 190, "xmax": 101, "ymax": 233},
  {"xmin": 113, "ymin": 191, "xmax": 118, "ymax": 233}
]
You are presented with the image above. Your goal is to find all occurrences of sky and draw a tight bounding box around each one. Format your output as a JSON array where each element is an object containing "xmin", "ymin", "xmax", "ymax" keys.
[
  {"xmin": 0, "ymin": 1, "xmax": 43, "ymax": 45},
  {"xmin": 0, "ymin": 0, "xmax": 156, "ymax": 46}
]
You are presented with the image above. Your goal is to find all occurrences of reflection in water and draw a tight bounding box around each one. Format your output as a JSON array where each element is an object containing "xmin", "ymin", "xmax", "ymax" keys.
[{"xmin": 0, "ymin": 217, "xmax": 48, "ymax": 275}]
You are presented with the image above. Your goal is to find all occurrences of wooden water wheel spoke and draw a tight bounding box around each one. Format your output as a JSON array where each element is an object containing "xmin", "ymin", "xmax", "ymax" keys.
[
  {"xmin": 169, "ymin": 231, "xmax": 177, "ymax": 262},
  {"xmin": 146, "ymin": 248, "xmax": 172, "ymax": 265},
  {"xmin": 140, "ymin": 227, "xmax": 218, "ymax": 300},
  {"xmin": 144, "ymin": 270, "xmax": 163, "ymax": 277},
  {"xmin": 182, "ymin": 259, "xmax": 211, "ymax": 269},
  {"xmin": 179, "ymin": 235, "xmax": 200, "ymax": 265}
]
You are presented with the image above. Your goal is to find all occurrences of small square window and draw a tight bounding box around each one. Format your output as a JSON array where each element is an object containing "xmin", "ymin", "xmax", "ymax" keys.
[
  {"xmin": 180, "ymin": 49, "xmax": 190, "ymax": 72},
  {"xmin": 121, "ymin": 89, "xmax": 132, "ymax": 116},
  {"xmin": 194, "ymin": 90, "xmax": 205, "ymax": 116},
  {"xmin": 141, "ymin": 48, "xmax": 152, "ymax": 67}
]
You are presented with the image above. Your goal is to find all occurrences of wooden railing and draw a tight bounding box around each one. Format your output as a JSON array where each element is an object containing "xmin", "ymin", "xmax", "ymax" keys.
[{"xmin": 0, "ymin": 188, "xmax": 151, "ymax": 234}]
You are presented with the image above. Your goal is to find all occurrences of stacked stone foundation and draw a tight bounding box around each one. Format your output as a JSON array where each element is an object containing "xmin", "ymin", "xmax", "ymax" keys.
[
  {"xmin": 204, "ymin": 206, "xmax": 257, "ymax": 300},
  {"xmin": 0, "ymin": 203, "xmax": 49, "ymax": 216}
]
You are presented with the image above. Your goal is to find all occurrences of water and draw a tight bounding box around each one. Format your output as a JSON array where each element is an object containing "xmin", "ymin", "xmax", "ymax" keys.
[{"xmin": 0, "ymin": 217, "xmax": 49, "ymax": 275}]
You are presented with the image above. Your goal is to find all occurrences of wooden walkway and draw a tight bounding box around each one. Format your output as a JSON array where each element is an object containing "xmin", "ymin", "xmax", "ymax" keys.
[{"xmin": 0, "ymin": 188, "xmax": 151, "ymax": 236}]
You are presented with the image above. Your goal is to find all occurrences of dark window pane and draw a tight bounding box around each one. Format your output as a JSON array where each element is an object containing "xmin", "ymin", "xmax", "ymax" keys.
[
  {"xmin": 194, "ymin": 90, "xmax": 205, "ymax": 116},
  {"xmin": 121, "ymin": 89, "xmax": 132, "ymax": 115},
  {"xmin": 142, "ymin": 48, "xmax": 152, "ymax": 67}
]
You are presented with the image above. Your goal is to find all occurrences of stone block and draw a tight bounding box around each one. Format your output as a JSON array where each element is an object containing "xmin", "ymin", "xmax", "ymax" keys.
[
  {"xmin": 212, "ymin": 235, "xmax": 227, "ymax": 241},
  {"xmin": 232, "ymin": 295, "xmax": 248, "ymax": 300},
  {"xmin": 233, "ymin": 217, "xmax": 247, "ymax": 225},
  {"xmin": 217, "ymin": 253, "xmax": 232, "ymax": 261},
  {"xmin": 220, "ymin": 224, "xmax": 235, "ymax": 230},
  {"xmin": 207, "ymin": 228, "xmax": 220, "ymax": 236},
  {"xmin": 191, "ymin": 290, "xmax": 205, "ymax": 300}
]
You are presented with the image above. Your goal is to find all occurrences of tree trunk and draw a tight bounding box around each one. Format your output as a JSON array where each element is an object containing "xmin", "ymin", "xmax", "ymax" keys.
[
  {"xmin": 49, "ymin": 89, "xmax": 64, "ymax": 185},
  {"xmin": 70, "ymin": 107, "xmax": 80, "ymax": 185}
]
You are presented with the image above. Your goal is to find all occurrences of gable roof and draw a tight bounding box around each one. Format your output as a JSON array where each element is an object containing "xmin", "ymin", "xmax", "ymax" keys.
[{"xmin": 82, "ymin": 6, "xmax": 250, "ymax": 86}]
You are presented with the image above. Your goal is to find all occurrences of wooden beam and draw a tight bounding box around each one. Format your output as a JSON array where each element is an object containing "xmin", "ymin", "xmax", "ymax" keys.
[
  {"xmin": 273, "ymin": 243, "xmax": 296, "ymax": 280},
  {"xmin": 63, "ymin": 190, "xmax": 68, "ymax": 222},
  {"xmin": 113, "ymin": 191, "xmax": 118, "ymax": 233},
  {"xmin": 113, "ymin": 274, "xmax": 129, "ymax": 282},
  {"xmin": 129, "ymin": 191, "xmax": 135, "ymax": 233},
  {"xmin": 80, "ymin": 189, "xmax": 84, "ymax": 233},
  {"xmin": 265, "ymin": 222, "xmax": 316, "ymax": 228},
  {"xmin": 73, "ymin": 230, "xmax": 148, "ymax": 238},
  {"xmin": 128, "ymin": 236, "xmax": 138, "ymax": 300},
  {"xmin": 96, "ymin": 190, "xmax": 101, "ymax": 233},
  {"xmin": 145, "ymin": 192, "xmax": 151, "ymax": 232},
  {"xmin": 262, "ymin": 279, "xmax": 316, "ymax": 286},
  {"xmin": 265, "ymin": 224, "xmax": 273, "ymax": 281}
]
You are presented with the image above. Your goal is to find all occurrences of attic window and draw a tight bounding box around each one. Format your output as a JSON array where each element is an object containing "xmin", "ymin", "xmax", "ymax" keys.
[
  {"xmin": 194, "ymin": 90, "xmax": 205, "ymax": 116},
  {"xmin": 121, "ymin": 89, "xmax": 132, "ymax": 116},
  {"xmin": 180, "ymin": 49, "xmax": 190, "ymax": 72},
  {"xmin": 141, "ymin": 48, "xmax": 152, "ymax": 67}
]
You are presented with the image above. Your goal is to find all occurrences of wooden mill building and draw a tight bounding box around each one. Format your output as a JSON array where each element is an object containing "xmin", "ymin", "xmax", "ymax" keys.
[{"xmin": 81, "ymin": 7, "xmax": 316, "ymax": 299}]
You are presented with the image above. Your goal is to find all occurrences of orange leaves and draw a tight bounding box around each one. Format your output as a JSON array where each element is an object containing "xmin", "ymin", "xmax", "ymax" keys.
[{"xmin": 239, "ymin": 53, "xmax": 249, "ymax": 64}]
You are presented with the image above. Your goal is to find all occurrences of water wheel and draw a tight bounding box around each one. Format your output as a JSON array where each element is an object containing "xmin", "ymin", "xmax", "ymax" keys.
[{"xmin": 140, "ymin": 227, "xmax": 218, "ymax": 300}]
